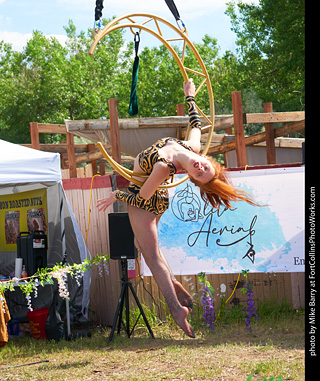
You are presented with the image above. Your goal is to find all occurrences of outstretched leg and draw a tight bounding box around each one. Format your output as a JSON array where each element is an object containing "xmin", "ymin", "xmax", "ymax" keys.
[
  {"xmin": 155, "ymin": 215, "xmax": 193, "ymax": 310},
  {"xmin": 135, "ymin": 237, "xmax": 193, "ymax": 311},
  {"xmin": 128, "ymin": 205, "xmax": 195, "ymax": 338}
]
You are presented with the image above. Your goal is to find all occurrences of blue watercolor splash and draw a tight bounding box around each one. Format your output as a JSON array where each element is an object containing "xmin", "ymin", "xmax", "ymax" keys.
[{"xmin": 158, "ymin": 179, "xmax": 287, "ymax": 273}]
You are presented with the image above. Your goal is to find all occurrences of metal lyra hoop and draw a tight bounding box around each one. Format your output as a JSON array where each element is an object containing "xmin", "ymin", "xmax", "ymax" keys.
[{"xmin": 89, "ymin": 13, "xmax": 215, "ymax": 189}]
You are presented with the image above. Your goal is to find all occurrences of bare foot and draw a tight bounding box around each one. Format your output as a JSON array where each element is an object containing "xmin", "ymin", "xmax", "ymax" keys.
[
  {"xmin": 172, "ymin": 306, "xmax": 195, "ymax": 338},
  {"xmin": 173, "ymin": 279, "xmax": 193, "ymax": 311}
]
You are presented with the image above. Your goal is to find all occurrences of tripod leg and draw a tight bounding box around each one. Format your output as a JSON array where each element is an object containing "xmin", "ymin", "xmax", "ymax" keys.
[
  {"xmin": 108, "ymin": 282, "xmax": 127, "ymax": 343},
  {"xmin": 124, "ymin": 281, "xmax": 130, "ymax": 337},
  {"xmin": 128, "ymin": 283, "xmax": 154, "ymax": 338}
]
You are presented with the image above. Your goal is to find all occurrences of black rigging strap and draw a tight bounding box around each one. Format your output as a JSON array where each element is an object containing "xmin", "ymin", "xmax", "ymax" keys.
[
  {"xmin": 95, "ymin": 0, "xmax": 104, "ymax": 21},
  {"xmin": 164, "ymin": 0, "xmax": 180, "ymax": 21},
  {"xmin": 93, "ymin": 1, "xmax": 185, "ymax": 29}
]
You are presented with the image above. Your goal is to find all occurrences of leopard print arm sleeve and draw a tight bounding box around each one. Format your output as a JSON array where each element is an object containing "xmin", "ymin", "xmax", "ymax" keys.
[
  {"xmin": 186, "ymin": 96, "xmax": 201, "ymax": 129},
  {"xmin": 114, "ymin": 184, "xmax": 170, "ymax": 215},
  {"xmin": 115, "ymin": 190, "xmax": 147, "ymax": 209}
]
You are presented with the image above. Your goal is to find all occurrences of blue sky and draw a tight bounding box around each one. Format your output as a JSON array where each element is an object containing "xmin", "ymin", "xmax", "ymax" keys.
[{"xmin": 0, "ymin": 0, "xmax": 258, "ymax": 54}]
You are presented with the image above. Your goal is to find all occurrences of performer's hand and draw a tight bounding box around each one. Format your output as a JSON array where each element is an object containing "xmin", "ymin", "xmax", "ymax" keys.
[
  {"xmin": 183, "ymin": 78, "xmax": 195, "ymax": 97},
  {"xmin": 97, "ymin": 191, "xmax": 118, "ymax": 212}
]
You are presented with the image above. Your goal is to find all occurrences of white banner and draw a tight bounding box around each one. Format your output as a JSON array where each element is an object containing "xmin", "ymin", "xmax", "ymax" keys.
[{"xmin": 141, "ymin": 166, "xmax": 305, "ymax": 275}]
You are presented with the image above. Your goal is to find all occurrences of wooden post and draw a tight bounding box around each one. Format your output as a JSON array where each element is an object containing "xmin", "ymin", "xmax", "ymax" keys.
[
  {"xmin": 263, "ymin": 102, "xmax": 276, "ymax": 164},
  {"xmin": 30, "ymin": 122, "xmax": 40, "ymax": 150},
  {"xmin": 66, "ymin": 132, "xmax": 77, "ymax": 178},
  {"xmin": 108, "ymin": 98, "xmax": 122, "ymax": 165},
  {"xmin": 60, "ymin": 152, "xmax": 68, "ymax": 169},
  {"xmin": 223, "ymin": 126, "xmax": 233, "ymax": 167},
  {"xmin": 108, "ymin": 98, "xmax": 121, "ymax": 213},
  {"xmin": 87, "ymin": 143, "xmax": 97, "ymax": 175},
  {"xmin": 176, "ymin": 103, "xmax": 185, "ymax": 139},
  {"xmin": 231, "ymin": 91, "xmax": 247, "ymax": 167},
  {"xmin": 99, "ymin": 162, "xmax": 106, "ymax": 175}
]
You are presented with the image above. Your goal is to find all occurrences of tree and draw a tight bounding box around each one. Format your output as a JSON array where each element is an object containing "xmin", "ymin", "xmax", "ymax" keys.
[
  {"xmin": 0, "ymin": 20, "xmax": 130, "ymax": 144},
  {"xmin": 226, "ymin": 0, "xmax": 305, "ymax": 111}
]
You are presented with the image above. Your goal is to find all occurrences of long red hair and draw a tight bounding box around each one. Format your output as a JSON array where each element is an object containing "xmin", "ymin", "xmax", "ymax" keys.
[{"xmin": 189, "ymin": 158, "xmax": 259, "ymax": 210}]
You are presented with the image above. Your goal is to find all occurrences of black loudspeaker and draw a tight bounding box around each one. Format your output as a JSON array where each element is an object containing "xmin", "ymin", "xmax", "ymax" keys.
[
  {"xmin": 108, "ymin": 213, "xmax": 137, "ymax": 260},
  {"xmin": 28, "ymin": 230, "xmax": 47, "ymax": 276}
]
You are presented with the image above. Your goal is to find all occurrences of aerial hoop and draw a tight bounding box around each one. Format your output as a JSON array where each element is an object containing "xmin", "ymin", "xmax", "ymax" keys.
[{"xmin": 89, "ymin": 13, "xmax": 215, "ymax": 189}]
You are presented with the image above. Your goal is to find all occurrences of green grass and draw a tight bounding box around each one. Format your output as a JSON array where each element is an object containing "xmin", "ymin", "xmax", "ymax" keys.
[{"xmin": 0, "ymin": 300, "xmax": 305, "ymax": 380}]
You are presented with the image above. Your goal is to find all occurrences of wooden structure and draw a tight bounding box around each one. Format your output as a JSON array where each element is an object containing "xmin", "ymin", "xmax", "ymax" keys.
[
  {"xmin": 29, "ymin": 91, "xmax": 305, "ymax": 178},
  {"xmin": 28, "ymin": 91, "xmax": 305, "ymax": 327}
]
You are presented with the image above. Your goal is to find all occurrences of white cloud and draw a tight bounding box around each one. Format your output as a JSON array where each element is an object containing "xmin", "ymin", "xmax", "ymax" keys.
[
  {"xmin": 57, "ymin": 0, "xmax": 259, "ymax": 19},
  {"xmin": 0, "ymin": 31, "xmax": 32, "ymax": 51},
  {"xmin": 0, "ymin": 30, "xmax": 68, "ymax": 52}
]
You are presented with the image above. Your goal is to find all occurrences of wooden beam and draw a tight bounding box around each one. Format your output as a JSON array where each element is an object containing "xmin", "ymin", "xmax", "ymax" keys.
[
  {"xmin": 108, "ymin": 98, "xmax": 122, "ymax": 165},
  {"xmin": 64, "ymin": 151, "xmax": 134, "ymax": 166},
  {"xmin": 30, "ymin": 122, "xmax": 40, "ymax": 150},
  {"xmin": 223, "ymin": 126, "xmax": 233, "ymax": 167},
  {"xmin": 264, "ymin": 102, "xmax": 276, "ymax": 164},
  {"xmin": 22, "ymin": 143, "xmax": 89, "ymax": 153},
  {"xmin": 65, "ymin": 111, "xmax": 304, "ymax": 134},
  {"xmin": 99, "ymin": 162, "xmax": 106, "ymax": 175},
  {"xmin": 37, "ymin": 124, "xmax": 67, "ymax": 134},
  {"xmin": 176, "ymin": 103, "xmax": 185, "ymax": 139},
  {"xmin": 232, "ymin": 91, "xmax": 247, "ymax": 167},
  {"xmin": 61, "ymin": 152, "xmax": 69, "ymax": 169},
  {"xmin": 246, "ymin": 111, "xmax": 305, "ymax": 124},
  {"xmin": 66, "ymin": 132, "xmax": 77, "ymax": 178},
  {"xmin": 87, "ymin": 143, "xmax": 97, "ymax": 175},
  {"xmin": 207, "ymin": 120, "xmax": 305, "ymax": 156}
]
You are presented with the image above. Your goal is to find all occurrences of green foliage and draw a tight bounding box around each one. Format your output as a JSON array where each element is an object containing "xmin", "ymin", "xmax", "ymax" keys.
[
  {"xmin": 0, "ymin": 253, "xmax": 110, "ymax": 300},
  {"xmin": 0, "ymin": 2, "xmax": 305, "ymax": 144},
  {"xmin": 226, "ymin": 0, "xmax": 305, "ymax": 112},
  {"xmin": 257, "ymin": 298, "xmax": 296, "ymax": 321},
  {"xmin": 0, "ymin": 19, "xmax": 130, "ymax": 143}
]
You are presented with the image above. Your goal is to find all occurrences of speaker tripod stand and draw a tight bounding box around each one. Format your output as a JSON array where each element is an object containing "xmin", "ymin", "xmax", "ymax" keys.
[{"xmin": 108, "ymin": 258, "xmax": 154, "ymax": 343}]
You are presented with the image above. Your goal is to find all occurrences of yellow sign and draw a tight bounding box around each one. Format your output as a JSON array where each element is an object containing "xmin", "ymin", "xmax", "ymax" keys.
[{"xmin": 0, "ymin": 189, "xmax": 48, "ymax": 251}]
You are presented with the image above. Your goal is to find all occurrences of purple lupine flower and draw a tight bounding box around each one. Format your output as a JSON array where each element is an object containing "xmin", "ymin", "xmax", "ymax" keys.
[
  {"xmin": 202, "ymin": 285, "xmax": 215, "ymax": 330},
  {"xmin": 244, "ymin": 280, "xmax": 258, "ymax": 332}
]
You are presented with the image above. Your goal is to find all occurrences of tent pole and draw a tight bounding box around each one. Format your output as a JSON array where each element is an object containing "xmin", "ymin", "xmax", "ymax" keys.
[{"xmin": 59, "ymin": 182, "xmax": 71, "ymax": 337}]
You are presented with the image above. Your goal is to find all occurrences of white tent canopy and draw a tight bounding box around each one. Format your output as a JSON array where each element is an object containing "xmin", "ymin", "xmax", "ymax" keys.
[
  {"xmin": 0, "ymin": 139, "xmax": 91, "ymax": 325},
  {"xmin": 0, "ymin": 139, "xmax": 61, "ymax": 187}
]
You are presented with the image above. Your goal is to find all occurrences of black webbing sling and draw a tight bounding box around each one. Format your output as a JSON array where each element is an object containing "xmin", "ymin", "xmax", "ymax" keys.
[
  {"xmin": 94, "ymin": 1, "xmax": 184, "ymax": 25},
  {"xmin": 128, "ymin": 32, "xmax": 140, "ymax": 116},
  {"xmin": 164, "ymin": 0, "xmax": 181, "ymax": 21}
]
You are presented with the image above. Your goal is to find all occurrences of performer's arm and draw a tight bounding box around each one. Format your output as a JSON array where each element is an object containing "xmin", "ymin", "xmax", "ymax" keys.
[
  {"xmin": 97, "ymin": 189, "xmax": 149, "ymax": 211},
  {"xmin": 97, "ymin": 162, "xmax": 170, "ymax": 210},
  {"xmin": 117, "ymin": 162, "xmax": 170, "ymax": 203},
  {"xmin": 114, "ymin": 190, "xmax": 147, "ymax": 208},
  {"xmin": 186, "ymin": 96, "xmax": 201, "ymax": 130},
  {"xmin": 183, "ymin": 80, "xmax": 201, "ymax": 153}
]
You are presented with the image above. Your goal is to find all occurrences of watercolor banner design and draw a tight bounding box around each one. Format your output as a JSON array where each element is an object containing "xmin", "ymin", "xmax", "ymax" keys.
[{"xmin": 141, "ymin": 167, "xmax": 305, "ymax": 275}]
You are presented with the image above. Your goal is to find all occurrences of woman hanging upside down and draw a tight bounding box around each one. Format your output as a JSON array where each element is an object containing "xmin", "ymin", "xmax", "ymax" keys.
[{"xmin": 97, "ymin": 79, "xmax": 258, "ymax": 338}]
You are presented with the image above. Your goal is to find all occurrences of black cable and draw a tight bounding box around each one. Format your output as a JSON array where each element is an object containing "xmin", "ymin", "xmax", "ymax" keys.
[{"xmin": 0, "ymin": 360, "xmax": 49, "ymax": 370}]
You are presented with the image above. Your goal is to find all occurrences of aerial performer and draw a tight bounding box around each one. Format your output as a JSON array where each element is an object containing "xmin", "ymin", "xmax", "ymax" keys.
[{"xmin": 97, "ymin": 79, "xmax": 258, "ymax": 338}]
